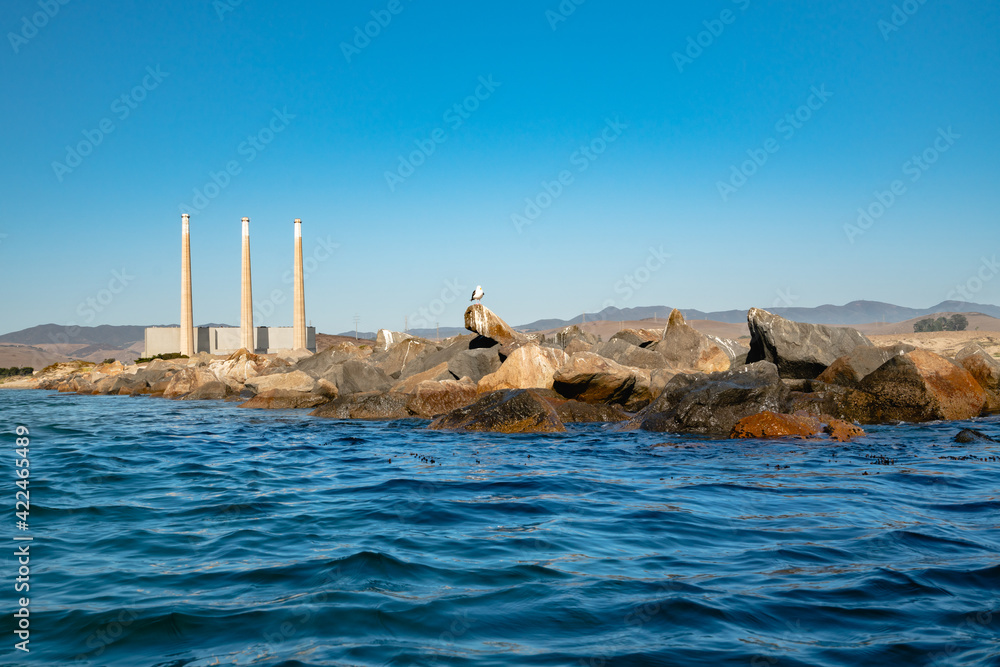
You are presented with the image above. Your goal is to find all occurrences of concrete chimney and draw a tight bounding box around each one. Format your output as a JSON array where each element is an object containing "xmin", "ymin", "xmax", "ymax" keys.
[
  {"xmin": 179, "ymin": 214, "xmax": 195, "ymax": 357},
  {"xmin": 292, "ymin": 219, "xmax": 307, "ymax": 350},
  {"xmin": 240, "ymin": 217, "xmax": 254, "ymax": 352}
]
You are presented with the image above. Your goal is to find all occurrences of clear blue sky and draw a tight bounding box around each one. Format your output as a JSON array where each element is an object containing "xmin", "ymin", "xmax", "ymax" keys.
[{"xmin": 2, "ymin": 1, "xmax": 998, "ymax": 334}]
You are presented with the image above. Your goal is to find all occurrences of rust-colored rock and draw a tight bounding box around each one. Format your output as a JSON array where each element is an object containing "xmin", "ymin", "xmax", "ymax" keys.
[
  {"xmin": 730, "ymin": 411, "xmax": 822, "ymax": 439},
  {"xmin": 824, "ymin": 418, "xmax": 865, "ymax": 442}
]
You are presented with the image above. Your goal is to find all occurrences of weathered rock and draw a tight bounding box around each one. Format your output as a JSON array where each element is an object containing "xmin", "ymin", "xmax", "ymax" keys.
[
  {"xmin": 854, "ymin": 349, "xmax": 987, "ymax": 423},
  {"xmin": 552, "ymin": 325, "xmax": 600, "ymax": 348},
  {"xmin": 564, "ymin": 339, "xmax": 594, "ymax": 356},
  {"xmin": 730, "ymin": 411, "xmax": 822, "ymax": 439},
  {"xmin": 375, "ymin": 329, "xmax": 414, "ymax": 352},
  {"xmin": 552, "ymin": 352, "xmax": 652, "ymax": 411},
  {"xmin": 609, "ymin": 328, "xmax": 660, "ymax": 348},
  {"xmin": 955, "ymin": 428, "xmax": 997, "ymax": 444},
  {"xmin": 391, "ymin": 362, "xmax": 454, "ymax": 394},
  {"xmin": 955, "ymin": 344, "xmax": 1000, "ymax": 411},
  {"xmin": 273, "ymin": 348, "xmax": 314, "ymax": 363},
  {"xmin": 593, "ymin": 338, "xmax": 667, "ymax": 370},
  {"xmin": 747, "ymin": 308, "xmax": 873, "ymax": 379},
  {"xmin": 816, "ymin": 344, "xmax": 915, "ymax": 388},
  {"xmin": 397, "ymin": 335, "xmax": 480, "ymax": 380},
  {"xmin": 239, "ymin": 389, "xmax": 329, "ymax": 410},
  {"xmin": 543, "ymin": 395, "xmax": 630, "ymax": 423},
  {"xmin": 649, "ymin": 309, "xmax": 730, "ymax": 374},
  {"xmin": 245, "ymin": 370, "xmax": 317, "ymax": 395},
  {"xmin": 162, "ymin": 367, "xmax": 219, "ymax": 399},
  {"xmin": 447, "ymin": 348, "xmax": 502, "ymax": 383},
  {"xmin": 633, "ymin": 361, "xmax": 790, "ymax": 435},
  {"xmin": 310, "ymin": 391, "xmax": 412, "ymax": 420},
  {"xmin": 369, "ymin": 339, "xmax": 439, "ymax": 378},
  {"xmin": 294, "ymin": 343, "xmax": 369, "ymax": 378},
  {"xmin": 464, "ymin": 304, "xmax": 520, "ymax": 346},
  {"xmin": 429, "ymin": 389, "xmax": 566, "ymax": 433},
  {"xmin": 406, "ymin": 379, "xmax": 478, "ymax": 418},
  {"xmin": 478, "ymin": 344, "xmax": 569, "ymax": 393},
  {"xmin": 331, "ymin": 360, "xmax": 393, "ymax": 395},
  {"xmin": 825, "ymin": 418, "xmax": 866, "ymax": 442},
  {"xmin": 182, "ymin": 381, "xmax": 236, "ymax": 401}
]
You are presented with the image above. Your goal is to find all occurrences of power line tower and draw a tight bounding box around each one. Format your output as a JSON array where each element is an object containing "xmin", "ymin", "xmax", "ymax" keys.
[
  {"xmin": 353, "ymin": 314, "xmax": 359, "ymax": 340},
  {"xmin": 436, "ymin": 322, "xmax": 440, "ymax": 341}
]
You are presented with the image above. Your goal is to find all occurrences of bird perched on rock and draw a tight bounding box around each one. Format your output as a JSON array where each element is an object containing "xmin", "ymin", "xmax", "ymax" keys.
[{"xmin": 471, "ymin": 285, "xmax": 484, "ymax": 303}]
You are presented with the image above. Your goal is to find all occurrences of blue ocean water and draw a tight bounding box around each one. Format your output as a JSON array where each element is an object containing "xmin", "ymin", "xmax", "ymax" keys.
[{"xmin": 0, "ymin": 390, "xmax": 998, "ymax": 667}]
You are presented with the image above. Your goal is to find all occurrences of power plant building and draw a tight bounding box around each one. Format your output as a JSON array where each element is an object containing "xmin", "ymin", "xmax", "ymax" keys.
[{"xmin": 144, "ymin": 215, "xmax": 317, "ymax": 357}]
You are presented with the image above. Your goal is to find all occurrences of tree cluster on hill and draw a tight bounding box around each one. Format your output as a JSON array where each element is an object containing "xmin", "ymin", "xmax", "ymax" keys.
[
  {"xmin": 0, "ymin": 367, "xmax": 33, "ymax": 377},
  {"xmin": 914, "ymin": 314, "xmax": 968, "ymax": 332}
]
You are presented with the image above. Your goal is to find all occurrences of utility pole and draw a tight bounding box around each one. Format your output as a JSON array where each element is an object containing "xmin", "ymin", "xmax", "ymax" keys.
[
  {"xmin": 436, "ymin": 322, "xmax": 440, "ymax": 341},
  {"xmin": 353, "ymin": 314, "xmax": 359, "ymax": 340}
]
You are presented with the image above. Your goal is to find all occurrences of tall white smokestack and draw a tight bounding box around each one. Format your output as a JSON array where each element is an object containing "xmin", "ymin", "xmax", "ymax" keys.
[
  {"xmin": 292, "ymin": 218, "xmax": 307, "ymax": 350},
  {"xmin": 240, "ymin": 217, "xmax": 254, "ymax": 352},
  {"xmin": 179, "ymin": 214, "xmax": 194, "ymax": 357}
]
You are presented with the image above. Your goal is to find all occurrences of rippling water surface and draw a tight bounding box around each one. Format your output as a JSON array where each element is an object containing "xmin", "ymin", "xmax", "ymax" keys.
[{"xmin": 1, "ymin": 390, "xmax": 998, "ymax": 666}]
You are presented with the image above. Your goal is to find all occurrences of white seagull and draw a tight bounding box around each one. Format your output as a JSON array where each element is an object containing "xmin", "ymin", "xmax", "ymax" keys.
[{"xmin": 471, "ymin": 285, "xmax": 484, "ymax": 303}]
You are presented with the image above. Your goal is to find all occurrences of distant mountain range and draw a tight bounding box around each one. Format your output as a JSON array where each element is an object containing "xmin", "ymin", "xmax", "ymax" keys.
[
  {"xmin": 515, "ymin": 300, "xmax": 1000, "ymax": 331},
  {"xmin": 4, "ymin": 301, "xmax": 1000, "ymax": 346}
]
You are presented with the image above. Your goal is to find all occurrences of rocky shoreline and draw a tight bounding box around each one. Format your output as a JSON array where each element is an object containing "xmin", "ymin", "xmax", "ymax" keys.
[{"xmin": 4, "ymin": 305, "xmax": 998, "ymax": 441}]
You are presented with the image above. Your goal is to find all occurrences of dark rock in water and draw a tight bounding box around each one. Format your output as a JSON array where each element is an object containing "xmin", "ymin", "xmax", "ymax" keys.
[
  {"xmin": 817, "ymin": 344, "xmax": 914, "ymax": 389},
  {"xmin": 428, "ymin": 389, "xmax": 566, "ymax": 433},
  {"xmin": 853, "ymin": 349, "xmax": 987, "ymax": 423},
  {"xmin": 447, "ymin": 348, "xmax": 502, "ymax": 383},
  {"xmin": 955, "ymin": 428, "xmax": 998, "ymax": 444},
  {"xmin": 239, "ymin": 389, "xmax": 329, "ymax": 410},
  {"xmin": 593, "ymin": 338, "xmax": 667, "ymax": 370},
  {"xmin": 545, "ymin": 396, "xmax": 630, "ymax": 423},
  {"xmin": 747, "ymin": 308, "xmax": 872, "ymax": 379},
  {"xmin": 182, "ymin": 381, "xmax": 235, "ymax": 401},
  {"xmin": 633, "ymin": 361, "xmax": 790, "ymax": 435},
  {"xmin": 310, "ymin": 392, "xmax": 412, "ymax": 420},
  {"xmin": 648, "ymin": 309, "xmax": 730, "ymax": 374},
  {"xmin": 955, "ymin": 343, "xmax": 1000, "ymax": 412}
]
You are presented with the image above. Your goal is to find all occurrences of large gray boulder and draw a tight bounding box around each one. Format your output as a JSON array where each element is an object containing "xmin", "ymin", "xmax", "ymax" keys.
[
  {"xmin": 746, "ymin": 308, "xmax": 872, "ymax": 379},
  {"xmin": 447, "ymin": 348, "xmax": 502, "ymax": 383},
  {"xmin": 648, "ymin": 309, "xmax": 730, "ymax": 374},
  {"xmin": 592, "ymin": 338, "xmax": 668, "ymax": 370},
  {"xmin": 369, "ymin": 338, "xmax": 440, "ymax": 378},
  {"xmin": 632, "ymin": 361, "xmax": 790, "ymax": 435},
  {"xmin": 324, "ymin": 360, "xmax": 392, "ymax": 395}
]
